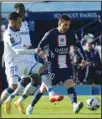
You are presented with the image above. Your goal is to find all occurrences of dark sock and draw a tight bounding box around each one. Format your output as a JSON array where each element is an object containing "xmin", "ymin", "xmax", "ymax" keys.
[
  {"xmin": 22, "ymin": 95, "xmax": 28, "ymax": 100},
  {"xmin": 31, "ymin": 89, "xmax": 43, "ymax": 107},
  {"xmin": 20, "ymin": 77, "xmax": 30, "ymax": 87},
  {"xmin": 67, "ymin": 87, "xmax": 77, "ymax": 103}
]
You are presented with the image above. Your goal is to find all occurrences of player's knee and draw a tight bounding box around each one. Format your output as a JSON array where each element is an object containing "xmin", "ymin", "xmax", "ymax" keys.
[
  {"xmin": 30, "ymin": 74, "xmax": 41, "ymax": 86},
  {"xmin": 39, "ymin": 65, "xmax": 47, "ymax": 74},
  {"xmin": 40, "ymin": 84, "xmax": 47, "ymax": 93},
  {"xmin": 21, "ymin": 77, "xmax": 31, "ymax": 87},
  {"xmin": 63, "ymin": 79, "xmax": 74, "ymax": 88},
  {"xmin": 42, "ymin": 87, "xmax": 47, "ymax": 92},
  {"xmin": 9, "ymin": 84, "xmax": 18, "ymax": 91}
]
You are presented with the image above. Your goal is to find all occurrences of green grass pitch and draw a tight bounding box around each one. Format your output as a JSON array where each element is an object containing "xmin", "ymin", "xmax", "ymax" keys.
[{"xmin": 1, "ymin": 95, "xmax": 101, "ymax": 118}]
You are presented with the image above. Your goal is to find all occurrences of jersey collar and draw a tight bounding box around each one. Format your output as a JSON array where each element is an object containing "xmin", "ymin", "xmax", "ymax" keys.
[{"xmin": 9, "ymin": 27, "xmax": 20, "ymax": 32}]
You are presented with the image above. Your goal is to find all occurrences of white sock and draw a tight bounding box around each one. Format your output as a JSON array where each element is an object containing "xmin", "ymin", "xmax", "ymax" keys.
[
  {"xmin": 13, "ymin": 83, "xmax": 24, "ymax": 95},
  {"xmin": 24, "ymin": 83, "xmax": 37, "ymax": 95},
  {"xmin": 1, "ymin": 90, "xmax": 10, "ymax": 103},
  {"xmin": 29, "ymin": 104, "xmax": 33, "ymax": 108},
  {"xmin": 18, "ymin": 83, "xmax": 37, "ymax": 103},
  {"xmin": 41, "ymin": 74, "xmax": 55, "ymax": 97},
  {"xmin": 18, "ymin": 96, "xmax": 24, "ymax": 103},
  {"xmin": 73, "ymin": 102, "xmax": 77, "ymax": 108},
  {"xmin": 5, "ymin": 96, "xmax": 12, "ymax": 104},
  {"xmin": 5, "ymin": 83, "xmax": 24, "ymax": 104},
  {"xmin": 48, "ymin": 91, "xmax": 55, "ymax": 97}
]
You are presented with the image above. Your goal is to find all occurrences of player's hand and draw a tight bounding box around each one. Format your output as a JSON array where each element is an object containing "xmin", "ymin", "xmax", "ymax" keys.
[
  {"xmin": 71, "ymin": 59, "xmax": 78, "ymax": 64},
  {"xmin": 79, "ymin": 60, "xmax": 88, "ymax": 69},
  {"xmin": 39, "ymin": 51, "xmax": 47, "ymax": 60},
  {"xmin": 35, "ymin": 48, "xmax": 42, "ymax": 54}
]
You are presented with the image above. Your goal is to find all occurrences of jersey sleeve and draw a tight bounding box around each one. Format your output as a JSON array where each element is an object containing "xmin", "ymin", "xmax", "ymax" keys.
[
  {"xmin": 3, "ymin": 32, "xmax": 17, "ymax": 47},
  {"xmin": 23, "ymin": 21, "xmax": 32, "ymax": 45},
  {"xmin": 38, "ymin": 31, "xmax": 50, "ymax": 49},
  {"xmin": 3, "ymin": 31, "xmax": 35, "ymax": 55}
]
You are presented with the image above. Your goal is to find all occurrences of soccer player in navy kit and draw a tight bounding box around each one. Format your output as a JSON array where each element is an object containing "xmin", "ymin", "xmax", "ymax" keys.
[{"xmin": 26, "ymin": 15, "xmax": 87, "ymax": 114}]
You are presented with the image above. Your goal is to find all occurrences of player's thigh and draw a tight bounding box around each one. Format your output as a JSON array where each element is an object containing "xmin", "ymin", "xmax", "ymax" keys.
[
  {"xmin": 52, "ymin": 68, "xmax": 73, "ymax": 86},
  {"xmin": 61, "ymin": 68, "xmax": 74, "ymax": 88},
  {"xmin": 28, "ymin": 62, "xmax": 43, "ymax": 74},
  {"xmin": 63, "ymin": 79, "xmax": 74, "ymax": 88},
  {"xmin": 5, "ymin": 62, "xmax": 24, "ymax": 85},
  {"xmin": 7, "ymin": 75, "xmax": 19, "ymax": 90}
]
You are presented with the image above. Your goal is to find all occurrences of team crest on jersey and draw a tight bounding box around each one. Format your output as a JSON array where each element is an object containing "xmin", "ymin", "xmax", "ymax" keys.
[
  {"xmin": 58, "ymin": 35, "xmax": 67, "ymax": 47},
  {"xmin": 10, "ymin": 37, "xmax": 15, "ymax": 44}
]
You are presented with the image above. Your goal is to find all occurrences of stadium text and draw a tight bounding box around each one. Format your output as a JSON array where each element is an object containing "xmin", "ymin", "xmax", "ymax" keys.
[{"xmin": 54, "ymin": 12, "xmax": 98, "ymax": 19}]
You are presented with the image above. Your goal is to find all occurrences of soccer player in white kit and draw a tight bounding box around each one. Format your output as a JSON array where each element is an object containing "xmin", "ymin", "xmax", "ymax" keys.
[
  {"xmin": 1, "ymin": 3, "xmax": 43, "ymax": 104},
  {"xmin": 1, "ymin": 3, "xmax": 35, "ymax": 103},
  {"xmin": 3, "ymin": 11, "xmax": 63, "ymax": 114}
]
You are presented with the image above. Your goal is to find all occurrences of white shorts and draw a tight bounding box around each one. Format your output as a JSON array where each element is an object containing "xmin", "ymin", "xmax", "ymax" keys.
[{"xmin": 5, "ymin": 60, "xmax": 43, "ymax": 86}]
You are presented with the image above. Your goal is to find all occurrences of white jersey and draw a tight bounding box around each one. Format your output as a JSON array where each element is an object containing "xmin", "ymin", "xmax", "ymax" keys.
[
  {"xmin": 3, "ymin": 28, "xmax": 23, "ymax": 65},
  {"xmin": 20, "ymin": 21, "xmax": 31, "ymax": 48},
  {"xmin": 4, "ymin": 21, "xmax": 36, "ymax": 66},
  {"xmin": 3, "ymin": 27, "xmax": 36, "ymax": 67},
  {"xmin": 3, "ymin": 22, "xmax": 43, "ymax": 85},
  {"xmin": 19, "ymin": 20, "xmax": 35, "ymax": 62}
]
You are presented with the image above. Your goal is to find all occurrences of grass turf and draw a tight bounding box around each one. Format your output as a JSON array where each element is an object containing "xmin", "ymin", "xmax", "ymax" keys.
[{"xmin": 1, "ymin": 95, "xmax": 101, "ymax": 118}]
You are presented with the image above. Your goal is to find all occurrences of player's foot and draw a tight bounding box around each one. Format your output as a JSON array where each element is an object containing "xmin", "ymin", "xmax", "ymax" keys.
[
  {"xmin": 73, "ymin": 102, "xmax": 83, "ymax": 113},
  {"xmin": 14, "ymin": 101, "xmax": 25, "ymax": 114},
  {"xmin": 49, "ymin": 94, "xmax": 64, "ymax": 103},
  {"xmin": 4, "ymin": 102, "xmax": 11, "ymax": 114},
  {"xmin": 26, "ymin": 105, "xmax": 34, "ymax": 115}
]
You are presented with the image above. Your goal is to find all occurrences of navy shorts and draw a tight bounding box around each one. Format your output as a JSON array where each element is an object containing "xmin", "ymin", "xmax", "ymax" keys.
[{"xmin": 49, "ymin": 67, "xmax": 73, "ymax": 85}]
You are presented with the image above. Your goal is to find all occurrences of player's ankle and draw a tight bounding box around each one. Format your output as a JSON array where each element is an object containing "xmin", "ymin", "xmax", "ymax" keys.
[{"xmin": 73, "ymin": 102, "xmax": 77, "ymax": 108}]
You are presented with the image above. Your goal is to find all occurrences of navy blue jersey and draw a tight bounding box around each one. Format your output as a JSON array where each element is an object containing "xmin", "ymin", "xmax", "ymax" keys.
[{"xmin": 38, "ymin": 28, "xmax": 85, "ymax": 70}]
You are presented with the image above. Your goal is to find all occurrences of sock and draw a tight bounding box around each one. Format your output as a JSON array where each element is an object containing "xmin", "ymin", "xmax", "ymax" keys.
[
  {"xmin": 41, "ymin": 74, "xmax": 55, "ymax": 97},
  {"xmin": 6, "ymin": 83, "xmax": 24, "ymax": 104},
  {"xmin": 48, "ymin": 88, "xmax": 55, "ymax": 97},
  {"xmin": 1, "ymin": 88, "xmax": 13, "ymax": 104},
  {"xmin": 67, "ymin": 87, "xmax": 77, "ymax": 105},
  {"xmin": 18, "ymin": 82, "xmax": 37, "ymax": 103},
  {"xmin": 31, "ymin": 88, "xmax": 43, "ymax": 107}
]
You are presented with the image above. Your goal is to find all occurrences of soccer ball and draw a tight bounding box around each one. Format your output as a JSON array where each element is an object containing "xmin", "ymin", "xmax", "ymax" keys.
[{"xmin": 86, "ymin": 97, "xmax": 100, "ymax": 111}]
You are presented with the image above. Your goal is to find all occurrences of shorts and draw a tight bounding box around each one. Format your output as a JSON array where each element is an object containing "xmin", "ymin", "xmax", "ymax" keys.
[
  {"xmin": 51, "ymin": 67, "xmax": 73, "ymax": 85},
  {"xmin": 5, "ymin": 59, "xmax": 43, "ymax": 86}
]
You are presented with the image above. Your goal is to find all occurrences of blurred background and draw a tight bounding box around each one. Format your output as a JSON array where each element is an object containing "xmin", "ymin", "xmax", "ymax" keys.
[{"xmin": 0, "ymin": 1, "xmax": 102, "ymax": 94}]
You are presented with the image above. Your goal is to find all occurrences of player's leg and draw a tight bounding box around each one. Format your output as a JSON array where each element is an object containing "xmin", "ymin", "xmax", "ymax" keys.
[
  {"xmin": 26, "ymin": 79, "xmax": 63, "ymax": 115},
  {"xmin": 13, "ymin": 62, "xmax": 42, "ymax": 113},
  {"xmin": 26, "ymin": 70, "xmax": 63, "ymax": 115},
  {"xmin": 26, "ymin": 84, "xmax": 46, "ymax": 115},
  {"xmin": 15, "ymin": 61, "xmax": 42, "ymax": 105},
  {"xmin": 64, "ymin": 79, "xmax": 83, "ymax": 113},
  {"xmin": 30, "ymin": 62, "xmax": 64, "ymax": 101},
  {"xmin": 14, "ymin": 75, "xmax": 39, "ymax": 113},
  {"xmin": 4, "ymin": 75, "xmax": 20, "ymax": 114},
  {"xmin": 60, "ymin": 68, "xmax": 83, "ymax": 113},
  {"xmin": 1, "ymin": 85, "xmax": 15, "ymax": 104},
  {"xmin": 16, "ymin": 74, "xmax": 40, "ymax": 104},
  {"xmin": 5, "ymin": 75, "xmax": 38, "ymax": 114},
  {"xmin": 1, "ymin": 66, "xmax": 18, "ymax": 104},
  {"xmin": 4, "ymin": 61, "xmax": 36, "ymax": 106},
  {"xmin": 4, "ymin": 63, "xmax": 31, "ymax": 114},
  {"xmin": 26, "ymin": 64, "xmax": 56, "ymax": 113}
]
